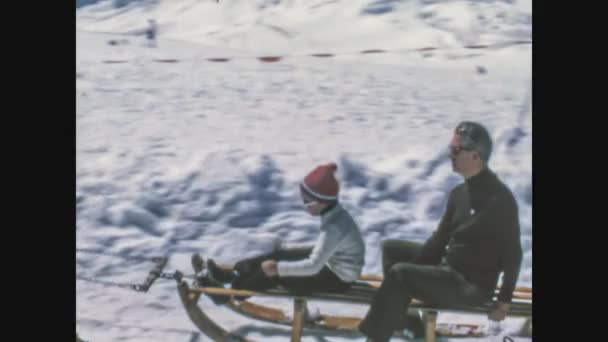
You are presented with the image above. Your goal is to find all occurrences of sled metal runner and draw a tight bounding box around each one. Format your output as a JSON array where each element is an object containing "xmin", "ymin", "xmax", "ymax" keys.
[{"xmin": 177, "ymin": 265, "xmax": 532, "ymax": 342}]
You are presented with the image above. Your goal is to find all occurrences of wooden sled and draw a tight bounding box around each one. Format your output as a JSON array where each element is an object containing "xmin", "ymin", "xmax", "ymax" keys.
[
  {"xmin": 178, "ymin": 267, "xmax": 532, "ymax": 342},
  {"xmin": 224, "ymin": 296, "xmax": 490, "ymax": 338}
]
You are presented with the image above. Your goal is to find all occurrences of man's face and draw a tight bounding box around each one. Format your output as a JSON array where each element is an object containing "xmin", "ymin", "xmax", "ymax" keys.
[
  {"xmin": 449, "ymin": 134, "xmax": 477, "ymax": 175},
  {"xmin": 301, "ymin": 191, "xmax": 327, "ymax": 216}
]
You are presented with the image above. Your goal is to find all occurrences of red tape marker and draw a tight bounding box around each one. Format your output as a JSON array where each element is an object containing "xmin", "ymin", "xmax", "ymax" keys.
[{"xmin": 258, "ymin": 56, "xmax": 282, "ymax": 62}]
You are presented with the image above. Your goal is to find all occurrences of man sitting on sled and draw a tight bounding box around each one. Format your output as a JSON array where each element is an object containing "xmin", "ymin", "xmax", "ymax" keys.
[
  {"xmin": 358, "ymin": 121, "xmax": 524, "ymax": 341},
  {"xmin": 194, "ymin": 162, "xmax": 366, "ymax": 305}
]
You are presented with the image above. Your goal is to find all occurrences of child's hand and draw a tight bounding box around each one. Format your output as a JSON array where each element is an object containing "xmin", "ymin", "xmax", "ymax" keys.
[{"xmin": 261, "ymin": 260, "xmax": 278, "ymax": 277}]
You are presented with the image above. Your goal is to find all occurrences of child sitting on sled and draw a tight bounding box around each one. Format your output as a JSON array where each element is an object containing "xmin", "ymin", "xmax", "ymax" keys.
[{"xmin": 194, "ymin": 162, "xmax": 366, "ymax": 304}]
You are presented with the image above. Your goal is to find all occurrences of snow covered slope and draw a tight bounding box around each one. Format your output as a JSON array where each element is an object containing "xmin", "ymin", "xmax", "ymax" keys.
[{"xmin": 77, "ymin": 1, "xmax": 531, "ymax": 341}]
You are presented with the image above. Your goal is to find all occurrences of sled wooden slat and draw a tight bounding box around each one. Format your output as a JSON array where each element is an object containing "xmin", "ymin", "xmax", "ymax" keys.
[
  {"xmin": 364, "ymin": 281, "xmax": 532, "ymax": 300},
  {"xmin": 361, "ymin": 274, "xmax": 532, "ymax": 293},
  {"xmin": 217, "ymin": 266, "xmax": 532, "ymax": 294},
  {"xmin": 230, "ymin": 299, "xmax": 290, "ymax": 323},
  {"xmin": 291, "ymin": 298, "xmax": 306, "ymax": 342},
  {"xmin": 424, "ymin": 311, "xmax": 438, "ymax": 342},
  {"xmin": 195, "ymin": 284, "xmax": 531, "ymax": 313}
]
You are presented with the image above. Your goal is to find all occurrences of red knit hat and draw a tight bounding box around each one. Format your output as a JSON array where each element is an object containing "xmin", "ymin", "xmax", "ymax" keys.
[{"xmin": 300, "ymin": 163, "xmax": 339, "ymax": 202}]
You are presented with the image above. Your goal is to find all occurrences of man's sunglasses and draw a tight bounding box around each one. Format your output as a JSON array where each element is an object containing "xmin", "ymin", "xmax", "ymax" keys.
[{"xmin": 448, "ymin": 145, "xmax": 473, "ymax": 155}]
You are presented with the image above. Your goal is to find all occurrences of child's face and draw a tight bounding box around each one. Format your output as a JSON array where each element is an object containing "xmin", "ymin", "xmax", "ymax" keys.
[{"xmin": 301, "ymin": 192, "xmax": 327, "ymax": 216}]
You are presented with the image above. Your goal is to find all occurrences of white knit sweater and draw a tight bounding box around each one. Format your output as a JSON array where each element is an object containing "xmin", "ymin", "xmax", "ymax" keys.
[{"xmin": 277, "ymin": 204, "xmax": 365, "ymax": 283}]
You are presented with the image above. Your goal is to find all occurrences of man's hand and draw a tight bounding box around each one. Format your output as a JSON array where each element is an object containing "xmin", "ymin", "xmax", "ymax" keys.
[
  {"xmin": 488, "ymin": 301, "xmax": 510, "ymax": 321},
  {"xmin": 261, "ymin": 260, "xmax": 278, "ymax": 277}
]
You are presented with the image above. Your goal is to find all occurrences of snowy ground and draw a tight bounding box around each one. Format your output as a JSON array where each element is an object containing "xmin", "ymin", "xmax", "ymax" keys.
[{"xmin": 76, "ymin": 1, "xmax": 532, "ymax": 341}]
